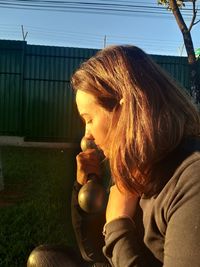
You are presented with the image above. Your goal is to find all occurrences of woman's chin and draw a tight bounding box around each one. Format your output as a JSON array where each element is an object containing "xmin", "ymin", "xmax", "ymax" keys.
[
  {"xmin": 102, "ymin": 149, "xmax": 109, "ymax": 159},
  {"xmin": 97, "ymin": 146, "xmax": 108, "ymax": 158}
]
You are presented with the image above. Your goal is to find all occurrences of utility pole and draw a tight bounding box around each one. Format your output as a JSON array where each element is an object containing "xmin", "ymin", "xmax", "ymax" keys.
[
  {"xmin": 0, "ymin": 150, "xmax": 4, "ymax": 191},
  {"xmin": 21, "ymin": 25, "xmax": 28, "ymax": 41},
  {"xmin": 104, "ymin": 35, "xmax": 107, "ymax": 48},
  {"xmin": 178, "ymin": 43, "xmax": 185, "ymax": 56}
]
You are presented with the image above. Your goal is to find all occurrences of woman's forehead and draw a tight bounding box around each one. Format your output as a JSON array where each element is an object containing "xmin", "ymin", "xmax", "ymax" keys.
[{"xmin": 76, "ymin": 90, "xmax": 97, "ymax": 113}]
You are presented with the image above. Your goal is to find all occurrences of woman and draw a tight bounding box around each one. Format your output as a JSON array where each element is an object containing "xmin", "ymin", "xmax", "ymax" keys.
[{"xmin": 71, "ymin": 45, "xmax": 200, "ymax": 267}]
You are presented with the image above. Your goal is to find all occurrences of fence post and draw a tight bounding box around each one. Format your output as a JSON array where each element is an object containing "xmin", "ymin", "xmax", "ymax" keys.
[{"xmin": 0, "ymin": 149, "xmax": 4, "ymax": 191}]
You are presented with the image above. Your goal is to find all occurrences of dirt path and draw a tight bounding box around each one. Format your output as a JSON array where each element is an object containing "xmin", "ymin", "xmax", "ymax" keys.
[{"xmin": 0, "ymin": 184, "xmax": 25, "ymax": 208}]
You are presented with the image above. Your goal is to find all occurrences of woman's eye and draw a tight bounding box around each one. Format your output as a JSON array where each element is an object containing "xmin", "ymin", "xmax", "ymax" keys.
[{"xmin": 86, "ymin": 120, "xmax": 92, "ymax": 124}]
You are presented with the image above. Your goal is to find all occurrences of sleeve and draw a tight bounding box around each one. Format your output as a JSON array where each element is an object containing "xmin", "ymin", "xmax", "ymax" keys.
[
  {"xmin": 163, "ymin": 158, "xmax": 200, "ymax": 267},
  {"xmin": 102, "ymin": 157, "xmax": 200, "ymax": 267},
  {"xmin": 71, "ymin": 180, "xmax": 111, "ymax": 266},
  {"xmin": 103, "ymin": 217, "xmax": 150, "ymax": 267}
]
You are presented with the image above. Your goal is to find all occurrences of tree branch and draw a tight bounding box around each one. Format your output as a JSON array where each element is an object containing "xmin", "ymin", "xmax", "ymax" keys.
[
  {"xmin": 193, "ymin": 19, "xmax": 200, "ymax": 25},
  {"xmin": 188, "ymin": 0, "xmax": 197, "ymax": 32},
  {"xmin": 169, "ymin": 0, "xmax": 188, "ymax": 32},
  {"xmin": 169, "ymin": 0, "xmax": 195, "ymax": 63}
]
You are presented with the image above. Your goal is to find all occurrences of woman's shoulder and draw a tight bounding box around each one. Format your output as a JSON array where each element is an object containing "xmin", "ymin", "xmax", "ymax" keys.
[
  {"xmin": 172, "ymin": 151, "xmax": 200, "ymax": 190},
  {"xmin": 153, "ymin": 151, "xmax": 200, "ymax": 213},
  {"xmin": 160, "ymin": 136, "xmax": 200, "ymax": 196}
]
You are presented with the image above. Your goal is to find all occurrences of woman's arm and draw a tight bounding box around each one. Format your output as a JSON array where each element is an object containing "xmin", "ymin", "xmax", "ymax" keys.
[
  {"xmin": 162, "ymin": 158, "xmax": 200, "ymax": 267},
  {"xmin": 103, "ymin": 157, "xmax": 200, "ymax": 267},
  {"xmin": 103, "ymin": 185, "xmax": 150, "ymax": 267}
]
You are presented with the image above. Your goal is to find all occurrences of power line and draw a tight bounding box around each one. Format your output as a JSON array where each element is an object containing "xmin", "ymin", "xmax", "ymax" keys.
[
  {"xmin": 0, "ymin": 0, "xmax": 198, "ymax": 19},
  {"xmin": 0, "ymin": 1, "xmax": 199, "ymax": 55}
]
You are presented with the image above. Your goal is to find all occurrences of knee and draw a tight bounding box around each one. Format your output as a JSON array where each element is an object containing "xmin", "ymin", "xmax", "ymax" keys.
[{"xmin": 27, "ymin": 244, "xmax": 81, "ymax": 267}]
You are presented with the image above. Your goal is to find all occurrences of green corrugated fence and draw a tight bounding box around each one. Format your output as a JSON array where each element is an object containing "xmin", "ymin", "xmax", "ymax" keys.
[
  {"xmin": 0, "ymin": 41, "xmax": 25, "ymax": 136},
  {"xmin": 0, "ymin": 40, "xmax": 199, "ymax": 142}
]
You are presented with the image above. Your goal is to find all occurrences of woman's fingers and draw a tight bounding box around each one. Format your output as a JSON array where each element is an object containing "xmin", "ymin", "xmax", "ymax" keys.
[{"xmin": 76, "ymin": 149, "xmax": 101, "ymax": 185}]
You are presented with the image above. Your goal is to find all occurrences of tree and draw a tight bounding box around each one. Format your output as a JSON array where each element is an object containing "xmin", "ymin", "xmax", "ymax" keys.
[{"xmin": 158, "ymin": 0, "xmax": 200, "ymax": 104}]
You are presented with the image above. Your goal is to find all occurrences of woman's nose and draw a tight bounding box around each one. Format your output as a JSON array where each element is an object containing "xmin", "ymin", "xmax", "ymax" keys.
[{"xmin": 84, "ymin": 127, "xmax": 93, "ymax": 140}]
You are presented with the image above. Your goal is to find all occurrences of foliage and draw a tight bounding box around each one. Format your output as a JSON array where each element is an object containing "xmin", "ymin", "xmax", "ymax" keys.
[{"xmin": 158, "ymin": 0, "xmax": 186, "ymax": 8}]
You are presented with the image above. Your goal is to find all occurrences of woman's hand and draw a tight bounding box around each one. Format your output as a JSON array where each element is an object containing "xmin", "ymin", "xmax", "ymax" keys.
[
  {"xmin": 76, "ymin": 149, "xmax": 101, "ymax": 185},
  {"xmin": 106, "ymin": 185, "xmax": 139, "ymax": 223}
]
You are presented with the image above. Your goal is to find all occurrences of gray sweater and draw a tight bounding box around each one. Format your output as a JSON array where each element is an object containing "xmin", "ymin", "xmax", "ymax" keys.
[{"xmin": 103, "ymin": 152, "xmax": 200, "ymax": 267}]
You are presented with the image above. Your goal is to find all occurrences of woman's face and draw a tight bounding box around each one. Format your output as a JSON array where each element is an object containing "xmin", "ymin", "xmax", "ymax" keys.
[{"xmin": 76, "ymin": 90, "xmax": 111, "ymax": 156}]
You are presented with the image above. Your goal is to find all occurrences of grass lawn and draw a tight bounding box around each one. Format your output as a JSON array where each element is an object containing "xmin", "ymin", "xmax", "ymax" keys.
[{"xmin": 0, "ymin": 146, "xmax": 80, "ymax": 267}]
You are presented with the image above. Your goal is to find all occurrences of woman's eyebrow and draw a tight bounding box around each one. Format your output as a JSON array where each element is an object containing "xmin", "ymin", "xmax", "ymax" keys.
[
  {"xmin": 79, "ymin": 113, "xmax": 90, "ymax": 123},
  {"xmin": 80, "ymin": 113, "xmax": 90, "ymax": 118}
]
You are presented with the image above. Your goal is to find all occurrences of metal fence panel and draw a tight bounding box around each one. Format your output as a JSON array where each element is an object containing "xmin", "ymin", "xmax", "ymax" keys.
[
  {"xmin": 23, "ymin": 44, "xmax": 96, "ymax": 141},
  {"xmin": 152, "ymin": 55, "xmax": 190, "ymax": 91},
  {"xmin": 0, "ymin": 40, "xmax": 25, "ymax": 136},
  {"xmin": 0, "ymin": 40, "xmax": 199, "ymax": 142}
]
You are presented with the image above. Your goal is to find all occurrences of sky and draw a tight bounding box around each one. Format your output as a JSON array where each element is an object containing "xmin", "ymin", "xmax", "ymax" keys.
[{"xmin": 0, "ymin": 0, "xmax": 200, "ymax": 56}]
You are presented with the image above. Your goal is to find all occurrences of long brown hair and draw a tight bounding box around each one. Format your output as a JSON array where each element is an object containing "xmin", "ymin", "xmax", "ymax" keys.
[{"xmin": 71, "ymin": 45, "xmax": 200, "ymax": 194}]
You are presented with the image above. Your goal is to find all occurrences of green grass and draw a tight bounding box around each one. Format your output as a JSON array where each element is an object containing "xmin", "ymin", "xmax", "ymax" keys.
[{"xmin": 0, "ymin": 146, "xmax": 80, "ymax": 267}]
